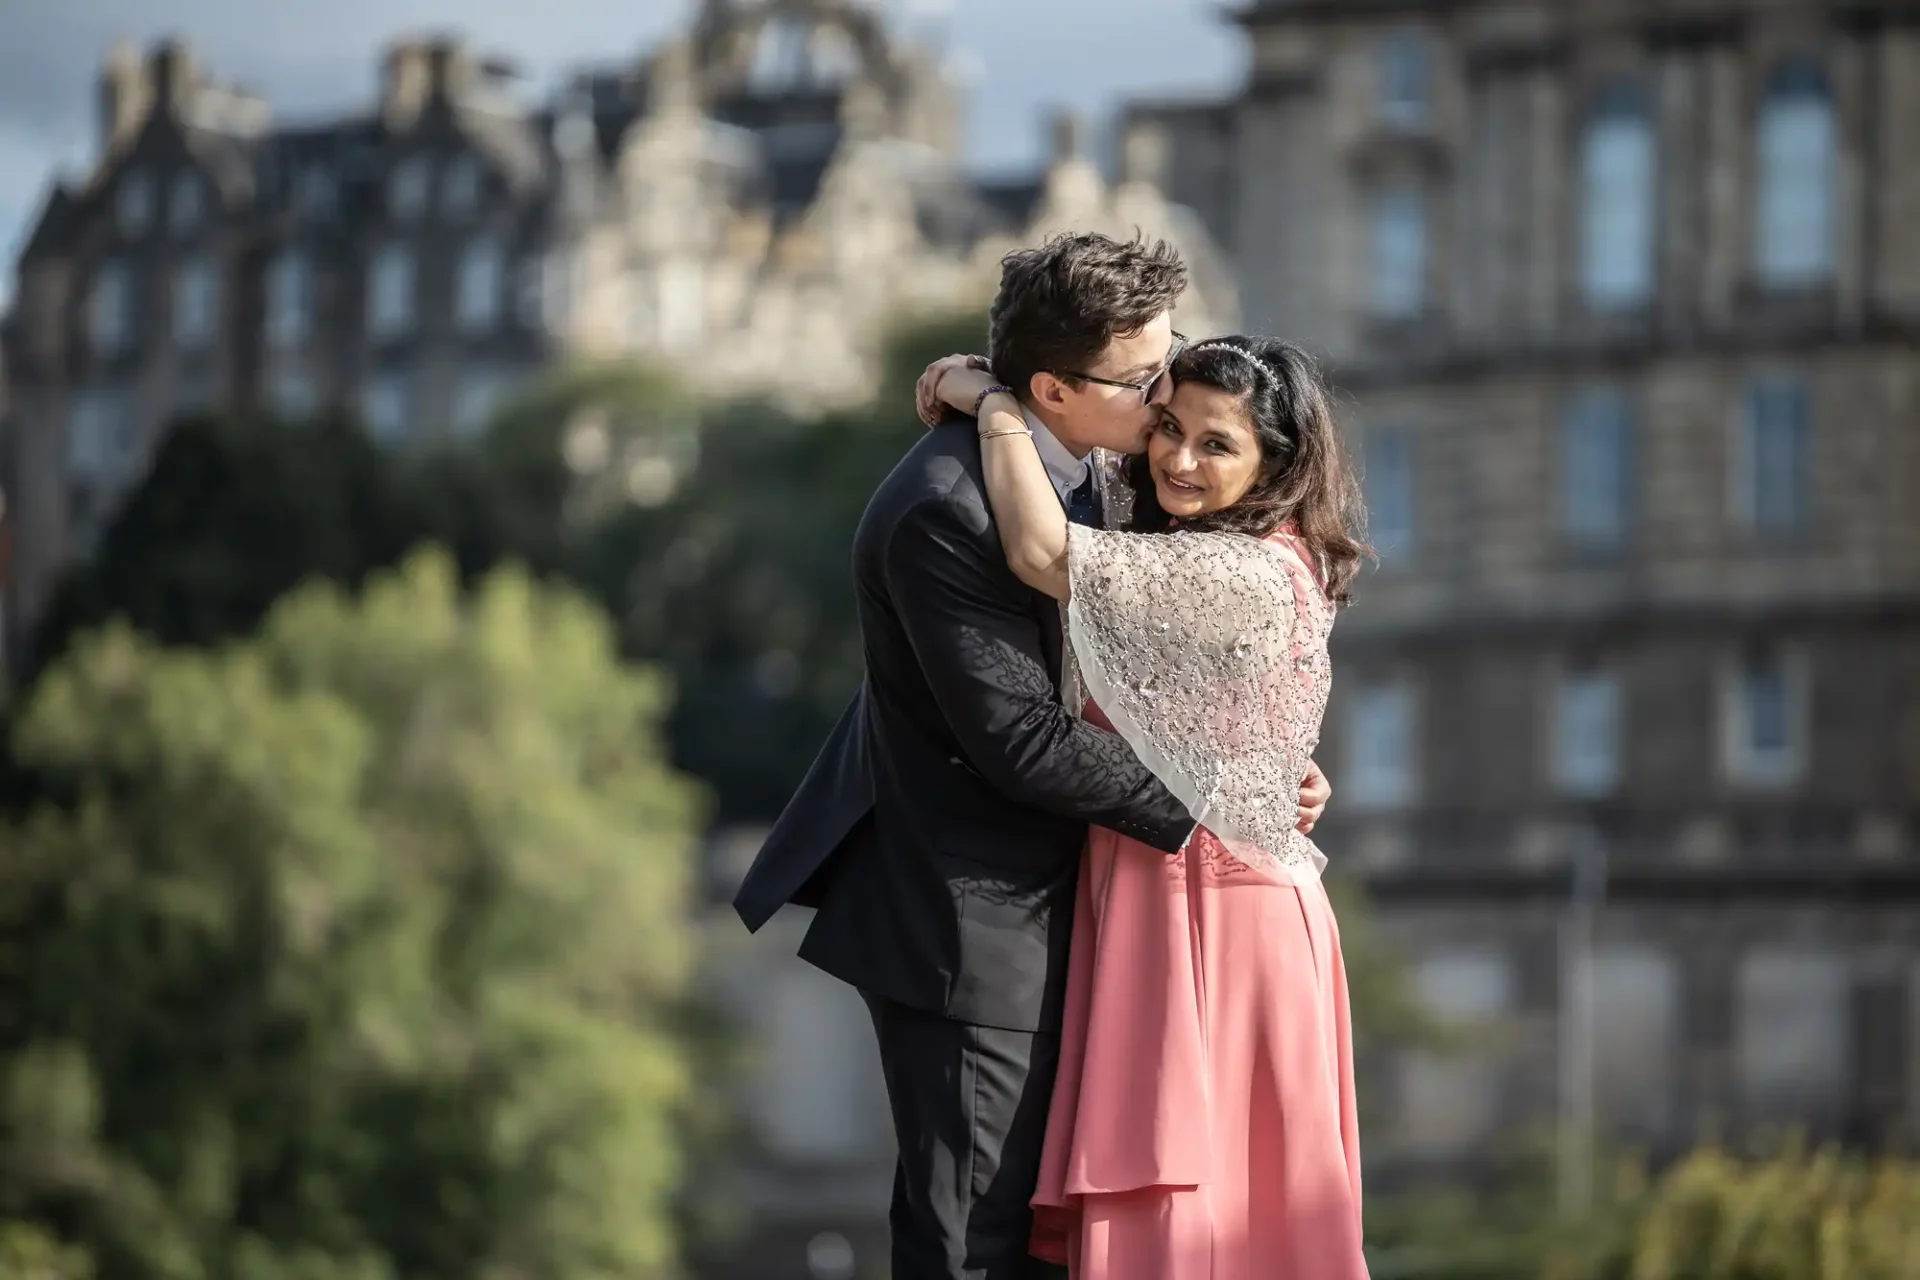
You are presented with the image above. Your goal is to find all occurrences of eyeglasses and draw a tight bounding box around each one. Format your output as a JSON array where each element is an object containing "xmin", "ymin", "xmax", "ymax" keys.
[{"xmin": 1058, "ymin": 332, "xmax": 1187, "ymax": 404}]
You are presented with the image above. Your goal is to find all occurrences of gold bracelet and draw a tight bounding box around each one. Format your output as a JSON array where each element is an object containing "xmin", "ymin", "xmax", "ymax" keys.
[{"xmin": 978, "ymin": 427, "xmax": 1030, "ymax": 440}]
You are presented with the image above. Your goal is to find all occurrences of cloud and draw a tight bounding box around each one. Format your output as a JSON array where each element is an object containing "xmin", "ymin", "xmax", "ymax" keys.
[{"xmin": 0, "ymin": 0, "xmax": 1241, "ymax": 299}]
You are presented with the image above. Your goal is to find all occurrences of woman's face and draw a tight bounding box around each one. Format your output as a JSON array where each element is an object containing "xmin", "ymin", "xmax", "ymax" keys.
[{"xmin": 1146, "ymin": 382, "xmax": 1265, "ymax": 520}]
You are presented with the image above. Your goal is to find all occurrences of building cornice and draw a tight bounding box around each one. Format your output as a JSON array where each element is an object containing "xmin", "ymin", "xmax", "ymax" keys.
[
  {"xmin": 1331, "ymin": 593, "xmax": 1920, "ymax": 648},
  {"xmin": 1322, "ymin": 313, "xmax": 1920, "ymax": 391},
  {"xmin": 1229, "ymin": 0, "xmax": 1464, "ymax": 28},
  {"xmin": 1360, "ymin": 861, "xmax": 1920, "ymax": 904}
]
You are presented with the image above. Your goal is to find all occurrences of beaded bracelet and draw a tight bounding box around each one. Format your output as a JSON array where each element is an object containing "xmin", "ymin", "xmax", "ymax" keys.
[{"xmin": 971, "ymin": 384, "xmax": 1017, "ymax": 420}]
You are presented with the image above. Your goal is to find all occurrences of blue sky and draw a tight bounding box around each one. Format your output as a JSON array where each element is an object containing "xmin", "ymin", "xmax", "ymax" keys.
[{"xmin": 0, "ymin": 0, "xmax": 1247, "ymax": 304}]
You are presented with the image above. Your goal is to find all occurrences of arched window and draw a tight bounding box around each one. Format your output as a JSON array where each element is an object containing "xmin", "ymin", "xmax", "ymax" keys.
[
  {"xmin": 1756, "ymin": 58, "xmax": 1835, "ymax": 287},
  {"xmin": 1580, "ymin": 79, "xmax": 1656, "ymax": 309}
]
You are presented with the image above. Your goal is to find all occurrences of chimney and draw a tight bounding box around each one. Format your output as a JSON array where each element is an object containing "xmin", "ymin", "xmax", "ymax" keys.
[
  {"xmin": 98, "ymin": 41, "xmax": 152, "ymax": 152},
  {"xmin": 1049, "ymin": 108, "xmax": 1085, "ymax": 167},
  {"xmin": 645, "ymin": 38, "xmax": 699, "ymax": 119},
  {"xmin": 381, "ymin": 40, "xmax": 432, "ymax": 129},
  {"xmin": 1119, "ymin": 119, "xmax": 1170, "ymax": 190},
  {"xmin": 424, "ymin": 39, "xmax": 476, "ymax": 102},
  {"xmin": 148, "ymin": 39, "xmax": 198, "ymax": 113}
]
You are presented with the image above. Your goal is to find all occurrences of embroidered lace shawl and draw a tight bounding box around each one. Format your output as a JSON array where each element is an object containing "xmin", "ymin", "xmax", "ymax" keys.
[{"xmin": 1059, "ymin": 458, "xmax": 1335, "ymax": 880}]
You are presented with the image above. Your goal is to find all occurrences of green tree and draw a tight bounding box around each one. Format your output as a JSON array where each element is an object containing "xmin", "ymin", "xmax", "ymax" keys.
[
  {"xmin": 1365, "ymin": 1143, "xmax": 1920, "ymax": 1280},
  {"xmin": 0, "ymin": 551, "xmax": 706, "ymax": 1279}
]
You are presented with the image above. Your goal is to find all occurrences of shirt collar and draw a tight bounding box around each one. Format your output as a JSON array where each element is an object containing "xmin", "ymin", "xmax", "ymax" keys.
[{"xmin": 1023, "ymin": 407, "xmax": 1091, "ymax": 502}]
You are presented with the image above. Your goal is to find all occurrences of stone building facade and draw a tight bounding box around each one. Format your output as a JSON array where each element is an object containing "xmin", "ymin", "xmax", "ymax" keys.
[
  {"xmin": 0, "ymin": 0, "xmax": 1235, "ymax": 670},
  {"xmin": 1184, "ymin": 0, "xmax": 1920, "ymax": 1179}
]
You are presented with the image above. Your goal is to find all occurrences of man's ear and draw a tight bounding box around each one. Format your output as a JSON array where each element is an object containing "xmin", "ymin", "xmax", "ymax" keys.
[{"xmin": 1030, "ymin": 371, "xmax": 1071, "ymax": 411}]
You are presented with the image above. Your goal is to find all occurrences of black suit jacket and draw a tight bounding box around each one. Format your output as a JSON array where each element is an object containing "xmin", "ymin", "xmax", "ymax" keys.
[{"xmin": 732, "ymin": 422, "xmax": 1192, "ymax": 1033}]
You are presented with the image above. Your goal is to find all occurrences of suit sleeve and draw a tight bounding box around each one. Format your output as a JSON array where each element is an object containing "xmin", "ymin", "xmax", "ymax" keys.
[{"xmin": 883, "ymin": 495, "xmax": 1194, "ymax": 853}]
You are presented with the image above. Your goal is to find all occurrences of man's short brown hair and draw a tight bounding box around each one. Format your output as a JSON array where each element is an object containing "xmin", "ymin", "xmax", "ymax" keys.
[{"xmin": 987, "ymin": 232, "xmax": 1188, "ymax": 406}]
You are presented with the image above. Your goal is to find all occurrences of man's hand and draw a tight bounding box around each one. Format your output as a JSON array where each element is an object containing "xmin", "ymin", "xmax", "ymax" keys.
[{"xmin": 1298, "ymin": 759, "xmax": 1331, "ymax": 834}]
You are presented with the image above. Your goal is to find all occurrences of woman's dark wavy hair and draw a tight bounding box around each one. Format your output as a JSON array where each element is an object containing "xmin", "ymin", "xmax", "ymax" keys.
[{"xmin": 1125, "ymin": 335, "xmax": 1371, "ymax": 604}]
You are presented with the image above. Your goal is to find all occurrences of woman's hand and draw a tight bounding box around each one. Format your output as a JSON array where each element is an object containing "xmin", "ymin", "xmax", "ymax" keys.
[{"xmin": 915, "ymin": 354, "xmax": 998, "ymax": 427}]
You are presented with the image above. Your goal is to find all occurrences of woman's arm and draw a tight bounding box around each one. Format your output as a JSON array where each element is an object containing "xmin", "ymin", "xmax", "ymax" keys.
[{"xmin": 917, "ymin": 356, "xmax": 1071, "ymax": 600}]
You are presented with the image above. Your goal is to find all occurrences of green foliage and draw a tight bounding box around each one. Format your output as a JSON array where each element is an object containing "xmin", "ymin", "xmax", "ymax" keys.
[
  {"xmin": 0, "ymin": 1221, "xmax": 94, "ymax": 1280},
  {"xmin": 1367, "ymin": 1145, "xmax": 1920, "ymax": 1280},
  {"xmin": 1617, "ymin": 1145, "xmax": 1920, "ymax": 1280},
  {"xmin": 0, "ymin": 551, "xmax": 706, "ymax": 1279}
]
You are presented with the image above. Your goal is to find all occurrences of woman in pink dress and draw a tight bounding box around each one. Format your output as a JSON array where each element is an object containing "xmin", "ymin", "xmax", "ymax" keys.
[{"xmin": 917, "ymin": 335, "xmax": 1372, "ymax": 1279}]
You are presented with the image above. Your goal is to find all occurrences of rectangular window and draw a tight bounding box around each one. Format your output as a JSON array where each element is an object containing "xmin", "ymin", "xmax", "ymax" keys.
[
  {"xmin": 1591, "ymin": 947, "xmax": 1681, "ymax": 1138},
  {"xmin": 442, "ymin": 154, "xmax": 481, "ymax": 219},
  {"xmin": 1562, "ymin": 388, "xmax": 1633, "ymax": 548},
  {"xmin": 1721, "ymin": 648, "xmax": 1806, "ymax": 787},
  {"xmin": 1346, "ymin": 683, "xmax": 1418, "ymax": 810},
  {"xmin": 368, "ymin": 244, "xmax": 415, "ymax": 339},
  {"xmin": 388, "ymin": 157, "xmax": 430, "ymax": 222},
  {"xmin": 1369, "ymin": 188, "xmax": 1426, "ymax": 319},
  {"xmin": 1399, "ymin": 951, "xmax": 1513, "ymax": 1155},
  {"xmin": 173, "ymin": 256, "xmax": 220, "ymax": 348},
  {"xmin": 1363, "ymin": 429, "xmax": 1415, "ymax": 563},
  {"xmin": 267, "ymin": 251, "xmax": 312, "ymax": 349},
  {"xmin": 1736, "ymin": 377, "xmax": 1810, "ymax": 535},
  {"xmin": 1737, "ymin": 951, "xmax": 1850, "ymax": 1125},
  {"xmin": 169, "ymin": 172, "xmax": 205, "ymax": 236},
  {"xmin": 67, "ymin": 388, "xmax": 132, "ymax": 481},
  {"xmin": 89, "ymin": 263, "xmax": 133, "ymax": 355},
  {"xmin": 1581, "ymin": 88, "xmax": 1656, "ymax": 308},
  {"xmin": 457, "ymin": 238, "xmax": 504, "ymax": 334},
  {"xmin": 361, "ymin": 371, "xmax": 412, "ymax": 446},
  {"xmin": 1377, "ymin": 30, "xmax": 1434, "ymax": 129},
  {"xmin": 1553, "ymin": 667, "xmax": 1621, "ymax": 797},
  {"xmin": 117, "ymin": 171, "xmax": 154, "ymax": 235},
  {"xmin": 1757, "ymin": 71, "xmax": 1836, "ymax": 287}
]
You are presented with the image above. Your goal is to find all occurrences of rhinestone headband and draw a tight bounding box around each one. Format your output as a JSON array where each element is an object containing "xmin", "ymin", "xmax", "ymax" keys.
[{"xmin": 1188, "ymin": 339, "xmax": 1284, "ymax": 388}]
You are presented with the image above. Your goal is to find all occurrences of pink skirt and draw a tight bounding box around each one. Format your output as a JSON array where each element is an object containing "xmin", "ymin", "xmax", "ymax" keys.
[{"xmin": 1029, "ymin": 820, "xmax": 1370, "ymax": 1279}]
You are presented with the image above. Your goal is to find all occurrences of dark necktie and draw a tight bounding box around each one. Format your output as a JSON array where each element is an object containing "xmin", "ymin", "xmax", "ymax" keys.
[{"xmin": 1066, "ymin": 471, "xmax": 1099, "ymax": 529}]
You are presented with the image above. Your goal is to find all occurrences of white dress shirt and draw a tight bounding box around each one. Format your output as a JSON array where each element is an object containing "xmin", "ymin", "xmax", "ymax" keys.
[{"xmin": 1022, "ymin": 407, "xmax": 1091, "ymax": 506}]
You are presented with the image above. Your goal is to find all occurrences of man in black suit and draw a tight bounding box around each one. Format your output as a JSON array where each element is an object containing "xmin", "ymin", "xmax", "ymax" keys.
[{"xmin": 733, "ymin": 233, "xmax": 1331, "ymax": 1279}]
